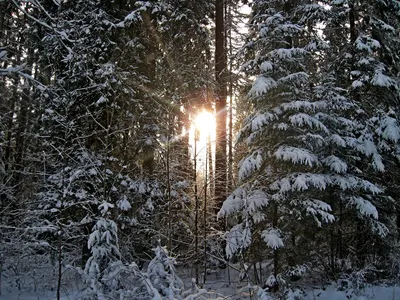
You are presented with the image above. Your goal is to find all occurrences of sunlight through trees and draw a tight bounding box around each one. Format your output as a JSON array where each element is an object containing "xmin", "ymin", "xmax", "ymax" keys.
[{"xmin": 1, "ymin": 0, "xmax": 400, "ymax": 299}]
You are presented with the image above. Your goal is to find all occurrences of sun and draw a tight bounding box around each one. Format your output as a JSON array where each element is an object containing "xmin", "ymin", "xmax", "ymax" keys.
[
  {"xmin": 194, "ymin": 110, "xmax": 216, "ymax": 137},
  {"xmin": 190, "ymin": 110, "xmax": 216, "ymax": 168}
]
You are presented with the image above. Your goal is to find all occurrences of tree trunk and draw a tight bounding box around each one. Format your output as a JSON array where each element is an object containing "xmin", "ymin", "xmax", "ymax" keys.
[
  {"xmin": 227, "ymin": 0, "xmax": 234, "ymax": 191},
  {"xmin": 194, "ymin": 131, "xmax": 199, "ymax": 284},
  {"xmin": 215, "ymin": 0, "xmax": 227, "ymax": 216},
  {"xmin": 207, "ymin": 135, "xmax": 214, "ymax": 199},
  {"xmin": 272, "ymin": 203, "xmax": 279, "ymax": 291},
  {"xmin": 167, "ymin": 115, "xmax": 172, "ymax": 251},
  {"xmin": 57, "ymin": 233, "xmax": 62, "ymax": 300}
]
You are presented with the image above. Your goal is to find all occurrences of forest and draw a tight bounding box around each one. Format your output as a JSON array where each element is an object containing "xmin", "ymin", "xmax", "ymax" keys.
[{"xmin": 1, "ymin": 0, "xmax": 400, "ymax": 299}]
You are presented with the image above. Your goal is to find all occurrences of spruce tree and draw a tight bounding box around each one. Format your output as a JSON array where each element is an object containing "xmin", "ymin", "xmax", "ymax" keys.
[
  {"xmin": 219, "ymin": 0, "xmax": 392, "ymax": 289},
  {"xmin": 322, "ymin": 0, "xmax": 400, "ymax": 273}
]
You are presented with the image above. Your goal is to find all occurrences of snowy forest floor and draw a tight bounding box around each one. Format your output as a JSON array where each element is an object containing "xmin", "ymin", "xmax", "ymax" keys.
[
  {"xmin": 0, "ymin": 265, "xmax": 399, "ymax": 299},
  {"xmin": 1, "ymin": 282, "xmax": 399, "ymax": 299}
]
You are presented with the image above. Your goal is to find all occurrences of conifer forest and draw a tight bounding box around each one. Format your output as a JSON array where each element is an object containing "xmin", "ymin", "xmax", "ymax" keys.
[{"xmin": 1, "ymin": 0, "xmax": 400, "ymax": 299}]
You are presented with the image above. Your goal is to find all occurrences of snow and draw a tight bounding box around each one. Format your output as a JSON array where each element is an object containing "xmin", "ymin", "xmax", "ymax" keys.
[
  {"xmin": 272, "ymin": 48, "xmax": 295, "ymax": 59},
  {"xmin": 371, "ymin": 71, "xmax": 396, "ymax": 87},
  {"xmin": 352, "ymin": 80, "xmax": 364, "ymax": 88},
  {"xmin": 275, "ymin": 122, "xmax": 288, "ymax": 130},
  {"xmin": 372, "ymin": 153, "xmax": 385, "ymax": 172},
  {"xmin": 371, "ymin": 18, "xmax": 395, "ymax": 32},
  {"xmin": 1, "ymin": 267, "xmax": 400, "ymax": 300},
  {"xmin": 226, "ymin": 223, "xmax": 252, "ymax": 258},
  {"xmin": 303, "ymin": 285, "xmax": 400, "ymax": 300},
  {"xmin": 0, "ymin": 290, "xmax": 79, "ymax": 300},
  {"xmin": 329, "ymin": 134, "xmax": 347, "ymax": 147},
  {"xmin": 271, "ymin": 177, "xmax": 291, "ymax": 193},
  {"xmin": 349, "ymin": 196, "xmax": 379, "ymax": 219},
  {"xmin": 279, "ymin": 71, "xmax": 309, "ymax": 84},
  {"xmin": 248, "ymin": 76, "xmax": 277, "ymax": 97},
  {"xmin": 355, "ymin": 36, "xmax": 380, "ymax": 53},
  {"xmin": 251, "ymin": 112, "xmax": 276, "ymax": 132},
  {"xmin": 289, "ymin": 113, "xmax": 328, "ymax": 133},
  {"xmin": 264, "ymin": 13, "xmax": 284, "ymax": 26},
  {"xmin": 275, "ymin": 146, "xmax": 319, "ymax": 167},
  {"xmin": 376, "ymin": 114, "xmax": 400, "ymax": 142},
  {"xmin": 278, "ymin": 23, "xmax": 303, "ymax": 34},
  {"xmin": 331, "ymin": 175, "xmax": 382, "ymax": 194},
  {"xmin": 261, "ymin": 228, "xmax": 284, "ymax": 250},
  {"xmin": 323, "ymin": 155, "xmax": 348, "ymax": 173},
  {"xmin": 117, "ymin": 195, "xmax": 132, "ymax": 210},
  {"xmin": 282, "ymin": 100, "xmax": 327, "ymax": 111},
  {"xmin": 358, "ymin": 58, "xmax": 370, "ymax": 65},
  {"xmin": 99, "ymin": 201, "xmax": 114, "ymax": 214},
  {"xmin": 260, "ymin": 61, "xmax": 273, "ymax": 72},
  {"xmin": 304, "ymin": 199, "xmax": 335, "ymax": 226},
  {"xmin": 245, "ymin": 189, "xmax": 269, "ymax": 215},
  {"xmin": 238, "ymin": 151, "xmax": 263, "ymax": 182},
  {"xmin": 0, "ymin": 49, "xmax": 7, "ymax": 60},
  {"xmin": 295, "ymin": 173, "xmax": 329, "ymax": 191},
  {"xmin": 96, "ymin": 95, "xmax": 107, "ymax": 105}
]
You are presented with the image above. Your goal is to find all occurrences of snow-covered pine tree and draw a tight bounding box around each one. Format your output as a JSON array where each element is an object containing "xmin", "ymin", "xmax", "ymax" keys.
[
  {"xmin": 146, "ymin": 245, "xmax": 184, "ymax": 299},
  {"xmin": 154, "ymin": 0, "xmax": 214, "ymax": 258},
  {"xmin": 322, "ymin": 0, "xmax": 400, "ymax": 273},
  {"xmin": 32, "ymin": 0, "xmax": 214, "ymax": 289},
  {"xmin": 28, "ymin": 1, "xmax": 150, "ymax": 294},
  {"xmin": 81, "ymin": 244, "xmax": 186, "ymax": 300},
  {"xmin": 219, "ymin": 0, "xmax": 390, "ymax": 287},
  {"xmin": 220, "ymin": 1, "xmax": 332, "ymax": 284},
  {"xmin": 114, "ymin": 0, "xmax": 215, "ymax": 263},
  {"xmin": 0, "ymin": 2, "xmax": 58, "ymax": 290},
  {"xmin": 32, "ymin": 0, "xmax": 114, "ymax": 264},
  {"xmin": 83, "ymin": 217, "xmax": 120, "ymax": 299}
]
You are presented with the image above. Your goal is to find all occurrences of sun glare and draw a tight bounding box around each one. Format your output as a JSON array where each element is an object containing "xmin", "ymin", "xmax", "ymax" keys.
[
  {"xmin": 190, "ymin": 110, "xmax": 216, "ymax": 168},
  {"xmin": 194, "ymin": 110, "xmax": 216, "ymax": 137}
]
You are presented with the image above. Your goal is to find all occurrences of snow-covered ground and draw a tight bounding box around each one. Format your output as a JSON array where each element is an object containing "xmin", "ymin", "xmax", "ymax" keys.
[
  {"xmin": 0, "ymin": 284, "xmax": 399, "ymax": 299},
  {"xmin": 1, "ymin": 265, "xmax": 399, "ymax": 299},
  {"xmin": 303, "ymin": 285, "xmax": 400, "ymax": 300},
  {"xmin": 0, "ymin": 289, "xmax": 79, "ymax": 300}
]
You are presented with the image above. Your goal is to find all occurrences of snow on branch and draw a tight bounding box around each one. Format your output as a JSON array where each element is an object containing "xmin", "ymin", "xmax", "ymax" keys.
[
  {"xmin": 248, "ymin": 76, "xmax": 277, "ymax": 97},
  {"xmin": 281, "ymin": 100, "xmax": 327, "ymax": 112},
  {"xmin": 270, "ymin": 174, "xmax": 329, "ymax": 199},
  {"xmin": 251, "ymin": 112, "xmax": 277, "ymax": 132},
  {"xmin": 376, "ymin": 113, "xmax": 400, "ymax": 142},
  {"xmin": 329, "ymin": 134, "xmax": 347, "ymax": 148},
  {"xmin": 245, "ymin": 189, "xmax": 269, "ymax": 215},
  {"xmin": 269, "ymin": 47, "xmax": 307, "ymax": 60},
  {"xmin": 370, "ymin": 219, "xmax": 389, "ymax": 237},
  {"xmin": 355, "ymin": 35, "xmax": 381, "ymax": 53},
  {"xmin": 264, "ymin": 13, "xmax": 284, "ymax": 26},
  {"xmin": 349, "ymin": 196, "xmax": 378, "ymax": 219},
  {"xmin": 218, "ymin": 187, "xmax": 246, "ymax": 218},
  {"xmin": 260, "ymin": 60, "xmax": 274, "ymax": 72},
  {"xmin": 323, "ymin": 155, "xmax": 348, "ymax": 173},
  {"xmin": 117, "ymin": 195, "xmax": 132, "ymax": 211},
  {"xmin": 238, "ymin": 150, "xmax": 263, "ymax": 182},
  {"xmin": 278, "ymin": 71, "xmax": 309, "ymax": 85},
  {"xmin": 303, "ymin": 199, "xmax": 335, "ymax": 226},
  {"xmin": 331, "ymin": 175, "xmax": 383, "ymax": 194},
  {"xmin": 292, "ymin": 173, "xmax": 328, "ymax": 191},
  {"xmin": 226, "ymin": 223, "xmax": 252, "ymax": 258},
  {"xmin": 289, "ymin": 113, "xmax": 329, "ymax": 133},
  {"xmin": 354, "ymin": 135, "xmax": 385, "ymax": 171},
  {"xmin": 261, "ymin": 227, "xmax": 284, "ymax": 250},
  {"xmin": 371, "ymin": 70, "xmax": 397, "ymax": 88},
  {"xmin": 275, "ymin": 146, "xmax": 319, "ymax": 167},
  {"xmin": 0, "ymin": 63, "xmax": 44, "ymax": 84}
]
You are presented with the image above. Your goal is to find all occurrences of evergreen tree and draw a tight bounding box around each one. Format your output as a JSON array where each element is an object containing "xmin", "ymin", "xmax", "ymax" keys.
[
  {"xmin": 219, "ymin": 0, "xmax": 392, "ymax": 289},
  {"xmin": 322, "ymin": 0, "xmax": 400, "ymax": 273}
]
